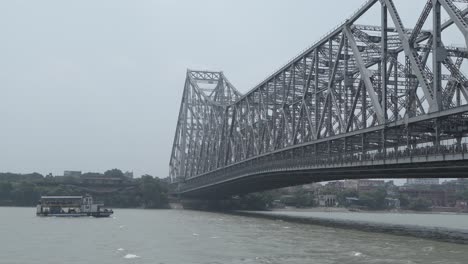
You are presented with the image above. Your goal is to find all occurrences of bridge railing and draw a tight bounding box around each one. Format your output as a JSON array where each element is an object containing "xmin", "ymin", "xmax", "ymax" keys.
[{"xmin": 178, "ymin": 142, "xmax": 468, "ymax": 193}]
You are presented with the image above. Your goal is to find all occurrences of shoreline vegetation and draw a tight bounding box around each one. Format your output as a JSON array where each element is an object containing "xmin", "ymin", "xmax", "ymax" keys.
[
  {"xmin": 0, "ymin": 170, "xmax": 169, "ymax": 209},
  {"xmin": 2, "ymin": 171, "xmax": 468, "ymax": 214}
]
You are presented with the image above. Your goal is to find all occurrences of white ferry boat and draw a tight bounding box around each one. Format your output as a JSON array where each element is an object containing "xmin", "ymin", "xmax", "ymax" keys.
[{"xmin": 36, "ymin": 195, "xmax": 113, "ymax": 217}]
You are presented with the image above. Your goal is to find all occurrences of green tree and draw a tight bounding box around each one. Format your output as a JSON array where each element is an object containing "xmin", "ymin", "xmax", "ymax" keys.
[
  {"xmin": 358, "ymin": 189, "xmax": 387, "ymax": 210},
  {"xmin": 294, "ymin": 189, "xmax": 314, "ymax": 207},
  {"xmin": 337, "ymin": 189, "xmax": 358, "ymax": 206},
  {"xmin": 408, "ymin": 198, "xmax": 431, "ymax": 211},
  {"xmin": 82, "ymin": 172, "xmax": 102, "ymax": 178},
  {"xmin": 238, "ymin": 192, "xmax": 274, "ymax": 210},
  {"xmin": 12, "ymin": 182, "xmax": 40, "ymax": 206},
  {"xmin": 104, "ymin": 169, "xmax": 124, "ymax": 178},
  {"xmin": 456, "ymin": 190, "xmax": 468, "ymax": 201},
  {"xmin": 138, "ymin": 175, "xmax": 168, "ymax": 208},
  {"xmin": 399, "ymin": 194, "xmax": 410, "ymax": 208},
  {"xmin": 0, "ymin": 182, "xmax": 13, "ymax": 200}
]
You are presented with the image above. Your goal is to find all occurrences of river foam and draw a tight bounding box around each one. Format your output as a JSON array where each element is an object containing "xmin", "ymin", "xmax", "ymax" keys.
[{"xmin": 123, "ymin": 254, "xmax": 140, "ymax": 259}]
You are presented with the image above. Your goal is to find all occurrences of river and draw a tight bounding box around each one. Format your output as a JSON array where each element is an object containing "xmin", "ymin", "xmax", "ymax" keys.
[
  {"xmin": 253, "ymin": 210, "xmax": 468, "ymax": 229},
  {"xmin": 0, "ymin": 207, "xmax": 467, "ymax": 264}
]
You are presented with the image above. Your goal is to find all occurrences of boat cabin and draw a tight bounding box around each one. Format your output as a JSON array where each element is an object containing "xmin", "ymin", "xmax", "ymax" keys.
[{"xmin": 36, "ymin": 195, "xmax": 112, "ymax": 217}]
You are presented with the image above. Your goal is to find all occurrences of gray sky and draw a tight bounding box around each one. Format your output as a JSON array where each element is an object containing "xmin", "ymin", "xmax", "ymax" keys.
[{"xmin": 0, "ymin": 0, "xmax": 461, "ymax": 178}]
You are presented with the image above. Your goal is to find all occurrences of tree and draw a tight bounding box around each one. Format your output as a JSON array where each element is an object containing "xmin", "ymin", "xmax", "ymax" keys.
[
  {"xmin": 358, "ymin": 189, "xmax": 387, "ymax": 210},
  {"xmin": 82, "ymin": 172, "xmax": 103, "ymax": 178},
  {"xmin": 337, "ymin": 189, "xmax": 358, "ymax": 206},
  {"xmin": 138, "ymin": 175, "xmax": 168, "ymax": 208},
  {"xmin": 456, "ymin": 190, "xmax": 468, "ymax": 201},
  {"xmin": 104, "ymin": 169, "xmax": 124, "ymax": 178},
  {"xmin": 238, "ymin": 192, "xmax": 275, "ymax": 210},
  {"xmin": 294, "ymin": 189, "xmax": 314, "ymax": 207},
  {"xmin": 23, "ymin": 173, "xmax": 44, "ymax": 182},
  {"xmin": 408, "ymin": 198, "xmax": 431, "ymax": 211},
  {"xmin": 12, "ymin": 182, "xmax": 40, "ymax": 206},
  {"xmin": 399, "ymin": 194, "xmax": 410, "ymax": 208},
  {"xmin": 0, "ymin": 182, "xmax": 13, "ymax": 200}
]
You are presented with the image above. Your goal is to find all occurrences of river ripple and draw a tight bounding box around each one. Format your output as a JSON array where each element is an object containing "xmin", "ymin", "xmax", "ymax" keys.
[{"xmin": 0, "ymin": 207, "xmax": 466, "ymax": 264}]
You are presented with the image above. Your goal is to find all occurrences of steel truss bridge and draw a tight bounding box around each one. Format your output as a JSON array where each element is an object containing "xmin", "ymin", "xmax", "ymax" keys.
[{"xmin": 169, "ymin": 0, "xmax": 468, "ymax": 198}]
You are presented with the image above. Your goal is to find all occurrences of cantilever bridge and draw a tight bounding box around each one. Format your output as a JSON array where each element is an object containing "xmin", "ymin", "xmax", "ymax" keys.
[{"xmin": 169, "ymin": 0, "xmax": 468, "ymax": 198}]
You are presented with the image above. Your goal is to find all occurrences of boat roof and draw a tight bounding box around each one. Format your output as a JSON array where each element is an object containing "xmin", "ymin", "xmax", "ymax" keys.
[{"xmin": 41, "ymin": 196, "xmax": 83, "ymax": 199}]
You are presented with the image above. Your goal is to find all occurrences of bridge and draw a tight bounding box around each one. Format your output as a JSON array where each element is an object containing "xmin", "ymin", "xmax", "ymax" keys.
[{"xmin": 169, "ymin": 0, "xmax": 468, "ymax": 199}]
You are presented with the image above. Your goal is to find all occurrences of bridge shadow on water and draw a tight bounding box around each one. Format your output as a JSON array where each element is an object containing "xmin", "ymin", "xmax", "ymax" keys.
[{"xmin": 173, "ymin": 199, "xmax": 468, "ymax": 245}]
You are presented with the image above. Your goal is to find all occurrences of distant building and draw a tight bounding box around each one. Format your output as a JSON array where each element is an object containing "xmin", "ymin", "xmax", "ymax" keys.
[
  {"xmin": 344, "ymin": 180, "xmax": 359, "ymax": 190},
  {"xmin": 316, "ymin": 195, "xmax": 337, "ymax": 207},
  {"xmin": 325, "ymin": 181, "xmax": 345, "ymax": 190},
  {"xmin": 344, "ymin": 197, "xmax": 360, "ymax": 207},
  {"xmin": 64, "ymin": 171, "xmax": 82, "ymax": 178},
  {"xmin": 278, "ymin": 194, "xmax": 296, "ymax": 205},
  {"xmin": 357, "ymin": 179, "xmax": 385, "ymax": 192},
  {"xmin": 457, "ymin": 178, "xmax": 468, "ymax": 185},
  {"xmin": 386, "ymin": 181, "xmax": 399, "ymax": 197},
  {"xmin": 302, "ymin": 183, "xmax": 321, "ymax": 191},
  {"xmin": 124, "ymin": 171, "xmax": 134, "ymax": 179},
  {"xmin": 81, "ymin": 177, "xmax": 124, "ymax": 185},
  {"xmin": 400, "ymin": 189, "xmax": 446, "ymax": 207},
  {"xmin": 455, "ymin": 200, "xmax": 468, "ymax": 210},
  {"xmin": 385, "ymin": 198, "xmax": 401, "ymax": 209},
  {"xmin": 407, "ymin": 178, "xmax": 439, "ymax": 185}
]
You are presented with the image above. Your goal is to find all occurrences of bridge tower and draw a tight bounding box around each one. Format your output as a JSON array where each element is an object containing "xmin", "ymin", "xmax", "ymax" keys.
[{"xmin": 169, "ymin": 70, "xmax": 242, "ymax": 182}]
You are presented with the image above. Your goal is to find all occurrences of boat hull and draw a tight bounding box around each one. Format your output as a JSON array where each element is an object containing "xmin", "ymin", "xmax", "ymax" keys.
[{"xmin": 36, "ymin": 212, "xmax": 113, "ymax": 217}]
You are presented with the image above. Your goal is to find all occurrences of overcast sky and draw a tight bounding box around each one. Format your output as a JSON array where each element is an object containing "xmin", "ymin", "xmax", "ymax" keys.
[{"xmin": 0, "ymin": 0, "xmax": 463, "ymax": 178}]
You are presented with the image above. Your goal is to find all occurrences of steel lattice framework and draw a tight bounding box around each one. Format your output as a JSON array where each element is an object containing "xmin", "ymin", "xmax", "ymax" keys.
[{"xmin": 170, "ymin": 0, "xmax": 468, "ymax": 198}]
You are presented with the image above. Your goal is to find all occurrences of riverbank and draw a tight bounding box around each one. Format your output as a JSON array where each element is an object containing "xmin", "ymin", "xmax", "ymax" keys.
[
  {"xmin": 232, "ymin": 210, "xmax": 468, "ymax": 245},
  {"xmin": 271, "ymin": 206, "xmax": 468, "ymax": 214}
]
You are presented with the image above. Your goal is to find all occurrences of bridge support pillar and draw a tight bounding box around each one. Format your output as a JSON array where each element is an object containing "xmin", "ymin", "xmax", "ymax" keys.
[
  {"xmin": 361, "ymin": 133, "xmax": 366, "ymax": 157},
  {"xmin": 433, "ymin": 0, "xmax": 443, "ymax": 112},
  {"xmin": 381, "ymin": 129, "xmax": 387, "ymax": 157},
  {"xmin": 434, "ymin": 118, "xmax": 441, "ymax": 151}
]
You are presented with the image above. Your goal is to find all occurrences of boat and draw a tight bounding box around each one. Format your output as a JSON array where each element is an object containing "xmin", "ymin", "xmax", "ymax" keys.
[{"xmin": 36, "ymin": 194, "xmax": 113, "ymax": 217}]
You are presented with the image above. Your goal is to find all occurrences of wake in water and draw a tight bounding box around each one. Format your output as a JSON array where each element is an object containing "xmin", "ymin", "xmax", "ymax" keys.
[
  {"xmin": 124, "ymin": 254, "xmax": 140, "ymax": 259},
  {"xmin": 116, "ymin": 247, "xmax": 141, "ymax": 260}
]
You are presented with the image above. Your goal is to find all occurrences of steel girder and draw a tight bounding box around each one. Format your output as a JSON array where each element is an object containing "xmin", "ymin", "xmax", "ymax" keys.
[
  {"xmin": 169, "ymin": 70, "xmax": 242, "ymax": 181},
  {"xmin": 169, "ymin": 0, "xmax": 468, "ymax": 192}
]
